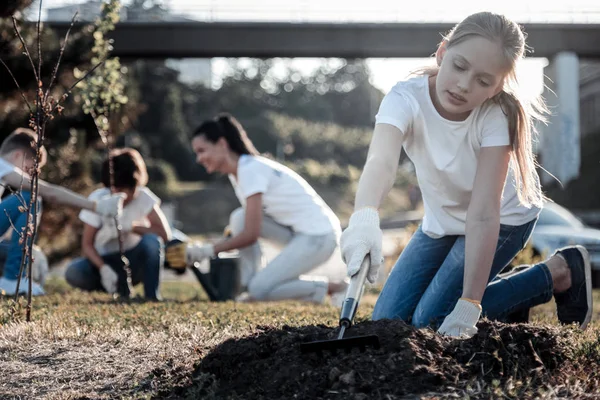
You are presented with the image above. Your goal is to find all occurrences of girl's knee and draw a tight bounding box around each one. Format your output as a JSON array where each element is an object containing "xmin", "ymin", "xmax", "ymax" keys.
[
  {"xmin": 410, "ymin": 309, "xmax": 430, "ymax": 328},
  {"xmin": 139, "ymin": 234, "xmax": 163, "ymax": 251},
  {"xmin": 410, "ymin": 306, "xmax": 445, "ymax": 329},
  {"xmin": 371, "ymin": 307, "xmax": 391, "ymax": 321},
  {"xmin": 65, "ymin": 263, "xmax": 87, "ymax": 288},
  {"xmin": 64, "ymin": 265, "xmax": 77, "ymax": 286},
  {"xmin": 372, "ymin": 302, "xmax": 411, "ymax": 322}
]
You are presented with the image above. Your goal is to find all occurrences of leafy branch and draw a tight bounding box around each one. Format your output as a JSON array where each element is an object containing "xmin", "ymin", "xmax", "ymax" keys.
[{"xmin": 75, "ymin": 0, "xmax": 133, "ymax": 298}]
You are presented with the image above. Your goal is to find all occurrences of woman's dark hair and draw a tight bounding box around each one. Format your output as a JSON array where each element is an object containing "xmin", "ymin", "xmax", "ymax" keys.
[
  {"xmin": 192, "ymin": 113, "xmax": 259, "ymax": 156},
  {"xmin": 101, "ymin": 148, "xmax": 149, "ymax": 190}
]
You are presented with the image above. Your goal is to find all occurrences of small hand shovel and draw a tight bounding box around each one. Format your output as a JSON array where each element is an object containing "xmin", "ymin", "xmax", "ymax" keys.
[{"xmin": 300, "ymin": 255, "xmax": 380, "ymax": 355}]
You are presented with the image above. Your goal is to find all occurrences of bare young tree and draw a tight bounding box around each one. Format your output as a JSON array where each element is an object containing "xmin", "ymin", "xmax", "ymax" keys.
[{"xmin": 0, "ymin": 0, "xmax": 109, "ymax": 320}]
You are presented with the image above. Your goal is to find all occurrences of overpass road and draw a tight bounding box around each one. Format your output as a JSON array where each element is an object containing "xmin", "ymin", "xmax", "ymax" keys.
[{"xmin": 47, "ymin": 21, "xmax": 600, "ymax": 59}]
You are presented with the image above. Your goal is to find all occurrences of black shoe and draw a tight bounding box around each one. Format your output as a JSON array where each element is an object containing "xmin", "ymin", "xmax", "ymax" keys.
[{"xmin": 554, "ymin": 246, "xmax": 593, "ymax": 330}]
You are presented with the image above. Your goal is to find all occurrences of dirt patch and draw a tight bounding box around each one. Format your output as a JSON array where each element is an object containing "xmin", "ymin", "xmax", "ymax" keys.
[{"xmin": 189, "ymin": 320, "xmax": 574, "ymax": 399}]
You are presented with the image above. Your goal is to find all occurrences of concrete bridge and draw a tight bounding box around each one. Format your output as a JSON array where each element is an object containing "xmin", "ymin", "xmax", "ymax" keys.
[
  {"xmin": 47, "ymin": 21, "xmax": 600, "ymax": 59},
  {"xmin": 46, "ymin": 19, "xmax": 599, "ymax": 184}
]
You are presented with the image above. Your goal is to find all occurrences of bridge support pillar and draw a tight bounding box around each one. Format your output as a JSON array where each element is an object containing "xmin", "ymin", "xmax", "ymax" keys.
[{"xmin": 539, "ymin": 51, "xmax": 581, "ymax": 186}]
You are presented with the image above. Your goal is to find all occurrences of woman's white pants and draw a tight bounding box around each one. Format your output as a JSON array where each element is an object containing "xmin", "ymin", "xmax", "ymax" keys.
[{"xmin": 229, "ymin": 207, "xmax": 343, "ymax": 303}]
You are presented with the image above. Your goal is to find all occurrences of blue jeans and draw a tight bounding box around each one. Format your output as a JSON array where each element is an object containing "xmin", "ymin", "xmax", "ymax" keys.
[
  {"xmin": 372, "ymin": 219, "xmax": 553, "ymax": 329},
  {"xmin": 65, "ymin": 233, "xmax": 164, "ymax": 300},
  {"xmin": 0, "ymin": 191, "xmax": 41, "ymax": 280}
]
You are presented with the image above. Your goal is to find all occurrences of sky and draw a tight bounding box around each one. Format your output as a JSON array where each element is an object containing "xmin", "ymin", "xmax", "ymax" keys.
[
  {"xmin": 42, "ymin": 0, "xmax": 599, "ymax": 98},
  {"xmin": 45, "ymin": 0, "xmax": 600, "ymax": 24},
  {"xmin": 210, "ymin": 57, "xmax": 548, "ymax": 101}
]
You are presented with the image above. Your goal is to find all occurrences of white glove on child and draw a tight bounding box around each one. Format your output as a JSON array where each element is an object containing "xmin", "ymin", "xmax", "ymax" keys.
[
  {"xmin": 437, "ymin": 299, "xmax": 482, "ymax": 338},
  {"xmin": 340, "ymin": 207, "xmax": 383, "ymax": 283},
  {"xmin": 94, "ymin": 193, "xmax": 126, "ymax": 218},
  {"xmin": 99, "ymin": 264, "xmax": 118, "ymax": 294}
]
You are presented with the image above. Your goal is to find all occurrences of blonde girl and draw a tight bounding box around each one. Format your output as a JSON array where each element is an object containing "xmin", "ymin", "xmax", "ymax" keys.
[{"xmin": 341, "ymin": 12, "xmax": 592, "ymax": 337}]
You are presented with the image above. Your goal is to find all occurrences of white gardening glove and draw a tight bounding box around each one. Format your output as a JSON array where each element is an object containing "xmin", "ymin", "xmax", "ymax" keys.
[
  {"xmin": 165, "ymin": 242, "xmax": 215, "ymax": 269},
  {"xmin": 437, "ymin": 299, "xmax": 482, "ymax": 338},
  {"xmin": 99, "ymin": 264, "xmax": 118, "ymax": 294},
  {"xmin": 94, "ymin": 193, "xmax": 126, "ymax": 218},
  {"xmin": 186, "ymin": 243, "xmax": 215, "ymax": 264},
  {"xmin": 340, "ymin": 207, "xmax": 383, "ymax": 283}
]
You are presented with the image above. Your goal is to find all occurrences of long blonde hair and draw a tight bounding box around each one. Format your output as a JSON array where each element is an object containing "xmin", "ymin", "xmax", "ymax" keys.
[{"xmin": 416, "ymin": 12, "xmax": 547, "ymax": 208}]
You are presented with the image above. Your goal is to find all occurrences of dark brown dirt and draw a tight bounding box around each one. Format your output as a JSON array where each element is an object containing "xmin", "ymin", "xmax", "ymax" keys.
[{"xmin": 178, "ymin": 319, "xmax": 575, "ymax": 399}]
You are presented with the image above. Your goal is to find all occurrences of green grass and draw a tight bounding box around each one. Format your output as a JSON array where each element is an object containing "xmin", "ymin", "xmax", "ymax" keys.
[{"xmin": 1, "ymin": 278, "xmax": 600, "ymax": 399}]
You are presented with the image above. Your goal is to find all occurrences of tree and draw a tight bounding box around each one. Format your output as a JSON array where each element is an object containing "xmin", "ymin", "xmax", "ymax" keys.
[
  {"xmin": 0, "ymin": 1, "xmax": 33, "ymax": 17},
  {"xmin": 0, "ymin": 0, "xmax": 112, "ymax": 318},
  {"xmin": 130, "ymin": 61, "xmax": 201, "ymax": 181},
  {"xmin": 0, "ymin": 1, "xmax": 98, "ymax": 145},
  {"xmin": 171, "ymin": 58, "xmax": 383, "ymax": 168},
  {"xmin": 210, "ymin": 58, "xmax": 383, "ymax": 129}
]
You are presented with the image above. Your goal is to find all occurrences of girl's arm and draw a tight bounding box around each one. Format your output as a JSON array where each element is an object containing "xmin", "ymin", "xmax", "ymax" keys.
[
  {"xmin": 341, "ymin": 123, "xmax": 405, "ymax": 281},
  {"xmin": 132, "ymin": 204, "xmax": 173, "ymax": 242},
  {"xmin": 213, "ymin": 193, "xmax": 262, "ymax": 253},
  {"xmin": 355, "ymin": 123, "xmax": 405, "ymax": 210},
  {"xmin": 462, "ymin": 145, "xmax": 511, "ymax": 301},
  {"xmin": 3, "ymin": 170, "xmax": 96, "ymax": 210},
  {"xmin": 3, "ymin": 170, "xmax": 124, "ymax": 217},
  {"xmin": 81, "ymin": 223, "xmax": 105, "ymax": 270}
]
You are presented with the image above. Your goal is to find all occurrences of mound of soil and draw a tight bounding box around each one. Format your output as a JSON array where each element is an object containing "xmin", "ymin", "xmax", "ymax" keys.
[{"xmin": 194, "ymin": 319, "xmax": 574, "ymax": 399}]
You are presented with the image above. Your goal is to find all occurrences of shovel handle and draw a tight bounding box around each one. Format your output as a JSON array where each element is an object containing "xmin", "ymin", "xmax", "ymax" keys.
[
  {"xmin": 339, "ymin": 255, "xmax": 370, "ymax": 328},
  {"xmin": 347, "ymin": 255, "xmax": 370, "ymax": 300}
]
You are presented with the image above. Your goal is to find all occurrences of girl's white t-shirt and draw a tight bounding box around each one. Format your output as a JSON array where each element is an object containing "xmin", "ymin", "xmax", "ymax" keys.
[
  {"xmin": 79, "ymin": 187, "xmax": 160, "ymax": 255},
  {"xmin": 376, "ymin": 75, "xmax": 541, "ymax": 238},
  {"xmin": 228, "ymin": 155, "xmax": 341, "ymax": 236}
]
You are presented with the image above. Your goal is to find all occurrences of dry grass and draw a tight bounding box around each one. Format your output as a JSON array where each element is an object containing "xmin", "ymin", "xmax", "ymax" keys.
[
  {"xmin": 0, "ymin": 278, "xmax": 599, "ymax": 399},
  {"xmin": 0, "ymin": 279, "xmax": 346, "ymax": 399}
]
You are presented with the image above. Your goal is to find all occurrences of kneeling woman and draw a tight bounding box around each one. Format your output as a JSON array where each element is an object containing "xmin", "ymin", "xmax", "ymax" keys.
[
  {"xmin": 66, "ymin": 148, "xmax": 172, "ymax": 300},
  {"xmin": 168, "ymin": 114, "xmax": 346, "ymax": 303}
]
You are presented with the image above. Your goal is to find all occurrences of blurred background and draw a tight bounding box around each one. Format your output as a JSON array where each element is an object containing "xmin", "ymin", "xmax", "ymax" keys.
[{"xmin": 1, "ymin": 0, "xmax": 599, "ymax": 271}]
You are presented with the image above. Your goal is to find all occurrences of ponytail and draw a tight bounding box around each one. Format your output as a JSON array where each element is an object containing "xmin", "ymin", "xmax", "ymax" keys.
[
  {"xmin": 192, "ymin": 113, "xmax": 259, "ymax": 156},
  {"xmin": 494, "ymin": 89, "xmax": 546, "ymax": 208}
]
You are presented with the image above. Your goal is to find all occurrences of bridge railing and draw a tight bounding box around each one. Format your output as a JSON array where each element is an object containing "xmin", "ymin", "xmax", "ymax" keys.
[{"xmin": 41, "ymin": 0, "xmax": 600, "ymax": 24}]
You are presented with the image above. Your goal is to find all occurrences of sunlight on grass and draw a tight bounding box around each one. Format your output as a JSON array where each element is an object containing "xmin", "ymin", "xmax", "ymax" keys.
[
  {"xmin": 1, "ymin": 277, "xmax": 350, "ymax": 332},
  {"xmin": 4, "ymin": 277, "xmax": 600, "ymax": 332}
]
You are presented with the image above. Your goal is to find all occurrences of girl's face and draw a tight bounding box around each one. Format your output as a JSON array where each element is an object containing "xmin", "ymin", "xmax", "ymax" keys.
[
  {"xmin": 433, "ymin": 36, "xmax": 508, "ymax": 121},
  {"xmin": 191, "ymin": 135, "xmax": 229, "ymax": 174}
]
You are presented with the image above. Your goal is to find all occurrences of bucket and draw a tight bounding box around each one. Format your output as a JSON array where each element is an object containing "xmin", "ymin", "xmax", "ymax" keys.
[{"xmin": 208, "ymin": 252, "xmax": 242, "ymax": 301}]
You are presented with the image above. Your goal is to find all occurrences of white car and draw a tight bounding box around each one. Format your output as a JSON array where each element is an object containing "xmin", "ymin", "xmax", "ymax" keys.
[{"xmin": 529, "ymin": 202, "xmax": 600, "ymax": 286}]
